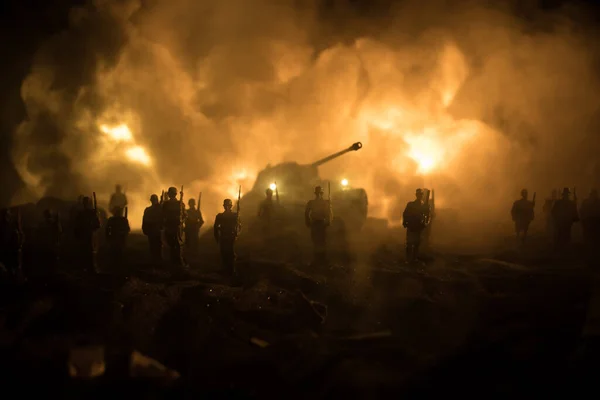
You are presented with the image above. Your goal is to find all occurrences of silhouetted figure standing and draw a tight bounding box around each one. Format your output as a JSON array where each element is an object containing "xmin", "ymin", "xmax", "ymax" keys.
[
  {"xmin": 511, "ymin": 189, "xmax": 535, "ymax": 245},
  {"xmin": 543, "ymin": 189, "xmax": 558, "ymax": 238},
  {"xmin": 105, "ymin": 206, "xmax": 130, "ymax": 265},
  {"xmin": 184, "ymin": 198, "xmax": 204, "ymax": 255},
  {"xmin": 305, "ymin": 186, "xmax": 333, "ymax": 263},
  {"xmin": 36, "ymin": 209, "xmax": 62, "ymax": 271},
  {"xmin": 162, "ymin": 187, "xmax": 186, "ymax": 267},
  {"xmin": 403, "ymin": 189, "xmax": 429, "ymax": 264},
  {"xmin": 109, "ymin": 184, "xmax": 128, "ymax": 215},
  {"xmin": 580, "ymin": 189, "xmax": 600, "ymax": 248},
  {"xmin": 551, "ymin": 188, "xmax": 579, "ymax": 250},
  {"xmin": 214, "ymin": 199, "xmax": 240, "ymax": 276},
  {"xmin": 142, "ymin": 194, "xmax": 163, "ymax": 261},
  {"xmin": 73, "ymin": 197, "xmax": 101, "ymax": 273},
  {"xmin": 0, "ymin": 209, "xmax": 24, "ymax": 279},
  {"xmin": 258, "ymin": 188, "xmax": 276, "ymax": 237}
]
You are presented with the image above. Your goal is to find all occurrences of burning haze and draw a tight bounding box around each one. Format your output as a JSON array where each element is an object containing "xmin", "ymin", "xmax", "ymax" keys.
[{"xmin": 10, "ymin": 0, "xmax": 600, "ymax": 233}]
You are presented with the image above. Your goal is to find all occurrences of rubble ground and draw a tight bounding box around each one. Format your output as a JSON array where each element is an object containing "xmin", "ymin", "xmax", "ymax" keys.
[{"xmin": 0, "ymin": 231, "xmax": 596, "ymax": 397}]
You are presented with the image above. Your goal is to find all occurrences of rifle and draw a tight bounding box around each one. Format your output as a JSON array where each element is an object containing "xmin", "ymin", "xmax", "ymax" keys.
[
  {"xmin": 92, "ymin": 192, "xmax": 98, "ymax": 212},
  {"xmin": 424, "ymin": 189, "xmax": 431, "ymax": 224},
  {"xmin": 431, "ymin": 189, "xmax": 436, "ymax": 218},
  {"xmin": 236, "ymin": 185, "xmax": 241, "ymax": 235},
  {"xmin": 125, "ymin": 206, "xmax": 128, "ymax": 219},
  {"xmin": 198, "ymin": 192, "xmax": 202, "ymax": 211},
  {"xmin": 179, "ymin": 185, "xmax": 185, "ymax": 237},
  {"xmin": 16, "ymin": 207, "xmax": 22, "ymax": 236},
  {"xmin": 160, "ymin": 190, "xmax": 165, "ymax": 205},
  {"xmin": 274, "ymin": 182, "xmax": 280, "ymax": 204}
]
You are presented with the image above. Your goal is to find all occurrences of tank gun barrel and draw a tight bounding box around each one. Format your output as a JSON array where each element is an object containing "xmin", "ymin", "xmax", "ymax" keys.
[{"xmin": 310, "ymin": 142, "xmax": 363, "ymax": 168}]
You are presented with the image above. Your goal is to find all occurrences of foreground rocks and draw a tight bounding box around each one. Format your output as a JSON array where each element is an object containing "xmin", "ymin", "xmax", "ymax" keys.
[{"xmin": 0, "ymin": 242, "xmax": 597, "ymax": 396}]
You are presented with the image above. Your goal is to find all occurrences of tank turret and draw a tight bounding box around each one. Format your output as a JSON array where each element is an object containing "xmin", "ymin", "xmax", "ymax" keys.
[{"xmin": 243, "ymin": 142, "xmax": 368, "ymax": 230}]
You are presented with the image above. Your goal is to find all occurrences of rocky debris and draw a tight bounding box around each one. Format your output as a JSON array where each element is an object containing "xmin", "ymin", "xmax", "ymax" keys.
[{"xmin": 69, "ymin": 345, "xmax": 105, "ymax": 378}]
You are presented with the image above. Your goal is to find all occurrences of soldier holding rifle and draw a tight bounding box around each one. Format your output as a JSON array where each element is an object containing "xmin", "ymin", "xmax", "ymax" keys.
[
  {"xmin": 73, "ymin": 194, "xmax": 101, "ymax": 273},
  {"xmin": 185, "ymin": 193, "xmax": 204, "ymax": 255},
  {"xmin": 142, "ymin": 194, "xmax": 163, "ymax": 260},
  {"xmin": 402, "ymin": 188, "xmax": 430, "ymax": 264},
  {"xmin": 551, "ymin": 187, "xmax": 579, "ymax": 250},
  {"xmin": 304, "ymin": 184, "xmax": 333, "ymax": 263},
  {"xmin": 511, "ymin": 189, "xmax": 536, "ymax": 245},
  {"xmin": 214, "ymin": 187, "xmax": 241, "ymax": 278},
  {"xmin": 162, "ymin": 186, "xmax": 187, "ymax": 267}
]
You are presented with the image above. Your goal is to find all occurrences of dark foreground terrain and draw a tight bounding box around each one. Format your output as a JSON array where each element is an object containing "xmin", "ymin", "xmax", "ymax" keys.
[{"xmin": 0, "ymin": 229, "xmax": 599, "ymax": 398}]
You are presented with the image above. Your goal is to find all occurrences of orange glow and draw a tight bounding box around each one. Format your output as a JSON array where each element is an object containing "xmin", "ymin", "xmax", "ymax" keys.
[
  {"xmin": 125, "ymin": 146, "xmax": 152, "ymax": 166},
  {"xmin": 99, "ymin": 123, "xmax": 133, "ymax": 142}
]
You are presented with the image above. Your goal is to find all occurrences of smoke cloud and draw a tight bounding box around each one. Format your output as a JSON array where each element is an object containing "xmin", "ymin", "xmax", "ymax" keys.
[{"xmin": 10, "ymin": 0, "xmax": 600, "ymax": 233}]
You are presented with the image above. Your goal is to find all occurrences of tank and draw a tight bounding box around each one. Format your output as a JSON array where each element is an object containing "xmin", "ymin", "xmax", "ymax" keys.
[{"xmin": 242, "ymin": 142, "xmax": 368, "ymax": 230}]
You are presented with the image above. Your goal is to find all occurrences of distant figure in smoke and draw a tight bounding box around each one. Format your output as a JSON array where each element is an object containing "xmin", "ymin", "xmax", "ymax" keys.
[
  {"xmin": 68, "ymin": 195, "xmax": 84, "ymax": 232},
  {"xmin": 0, "ymin": 209, "xmax": 24, "ymax": 279},
  {"xmin": 185, "ymin": 198, "xmax": 204, "ymax": 255},
  {"xmin": 162, "ymin": 187, "xmax": 187, "ymax": 268},
  {"xmin": 73, "ymin": 197, "xmax": 101, "ymax": 273},
  {"xmin": 109, "ymin": 184, "xmax": 128, "ymax": 215},
  {"xmin": 402, "ymin": 189, "xmax": 430, "ymax": 264},
  {"xmin": 142, "ymin": 194, "xmax": 163, "ymax": 261},
  {"xmin": 551, "ymin": 188, "xmax": 579, "ymax": 250},
  {"xmin": 580, "ymin": 189, "xmax": 600, "ymax": 248},
  {"xmin": 258, "ymin": 188, "xmax": 276, "ymax": 242},
  {"xmin": 105, "ymin": 206, "xmax": 130, "ymax": 265},
  {"xmin": 542, "ymin": 189, "xmax": 558, "ymax": 238},
  {"xmin": 511, "ymin": 189, "xmax": 535, "ymax": 245},
  {"xmin": 35, "ymin": 209, "xmax": 62, "ymax": 271},
  {"xmin": 214, "ymin": 198, "xmax": 240, "ymax": 277},
  {"xmin": 305, "ymin": 186, "xmax": 333, "ymax": 263}
]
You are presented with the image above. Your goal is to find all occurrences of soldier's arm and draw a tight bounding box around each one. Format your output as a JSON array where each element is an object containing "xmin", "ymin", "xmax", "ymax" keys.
[
  {"xmin": 328, "ymin": 202, "xmax": 333, "ymax": 224},
  {"xmin": 213, "ymin": 215, "xmax": 220, "ymax": 241},
  {"xmin": 93, "ymin": 215, "xmax": 101, "ymax": 230},
  {"xmin": 141, "ymin": 210, "xmax": 148, "ymax": 234},
  {"xmin": 304, "ymin": 201, "xmax": 311, "ymax": 226},
  {"xmin": 402, "ymin": 203, "xmax": 411, "ymax": 227}
]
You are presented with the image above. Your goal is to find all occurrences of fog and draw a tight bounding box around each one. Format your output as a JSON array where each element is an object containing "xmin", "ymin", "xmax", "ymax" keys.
[{"xmin": 9, "ymin": 0, "xmax": 600, "ymax": 237}]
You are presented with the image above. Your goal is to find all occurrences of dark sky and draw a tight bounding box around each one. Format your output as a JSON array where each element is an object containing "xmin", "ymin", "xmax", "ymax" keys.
[{"xmin": 0, "ymin": 0, "xmax": 598, "ymax": 207}]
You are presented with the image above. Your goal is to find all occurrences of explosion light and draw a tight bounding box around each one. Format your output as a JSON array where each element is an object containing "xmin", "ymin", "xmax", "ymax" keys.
[
  {"xmin": 125, "ymin": 146, "xmax": 152, "ymax": 166},
  {"xmin": 269, "ymin": 183, "xmax": 277, "ymax": 191},
  {"xmin": 99, "ymin": 123, "xmax": 133, "ymax": 142},
  {"xmin": 341, "ymin": 178, "xmax": 349, "ymax": 187}
]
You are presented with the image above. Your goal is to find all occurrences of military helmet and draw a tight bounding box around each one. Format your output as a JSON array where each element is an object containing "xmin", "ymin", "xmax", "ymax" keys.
[
  {"xmin": 223, "ymin": 199, "xmax": 233, "ymax": 207},
  {"xmin": 562, "ymin": 187, "xmax": 571, "ymax": 195},
  {"xmin": 314, "ymin": 186, "xmax": 324, "ymax": 194},
  {"xmin": 416, "ymin": 188, "xmax": 423, "ymax": 195},
  {"xmin": 521, "ymin": 188, "xmax": 528, "ymax": 196},
  {"xmin": 188, "ymin": 198, "xmax": 196, "ymax": 205},
  {"xmin": 150, "ymin": 194, "xmax": 159, "ymax": 203},
  {"xmin": 167, "ymin": 187, "xmax": 177, "ymax": 196},
  {"xmin": 266, "ymin": 188, "xmax": 273, "ymax": 196}
]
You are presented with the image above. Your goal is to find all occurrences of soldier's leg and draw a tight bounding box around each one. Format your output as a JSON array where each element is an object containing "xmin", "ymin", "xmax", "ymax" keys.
[
  {"xmin": 310, "ymin": 225, "xmax": 319, "ymax": 261},
  {"xmin": 219, "ymin": 241, "xmax": 232, "ymax": 274},
  {"xmin": 149, "ymin": 234, "xmax": 162, "ymax": 260}
]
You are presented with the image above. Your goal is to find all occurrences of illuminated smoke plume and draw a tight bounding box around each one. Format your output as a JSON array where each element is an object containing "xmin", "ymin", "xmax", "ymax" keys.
[{"xmin": 11, "ymin": 0, "xmax": 600, "ymax": 230}]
